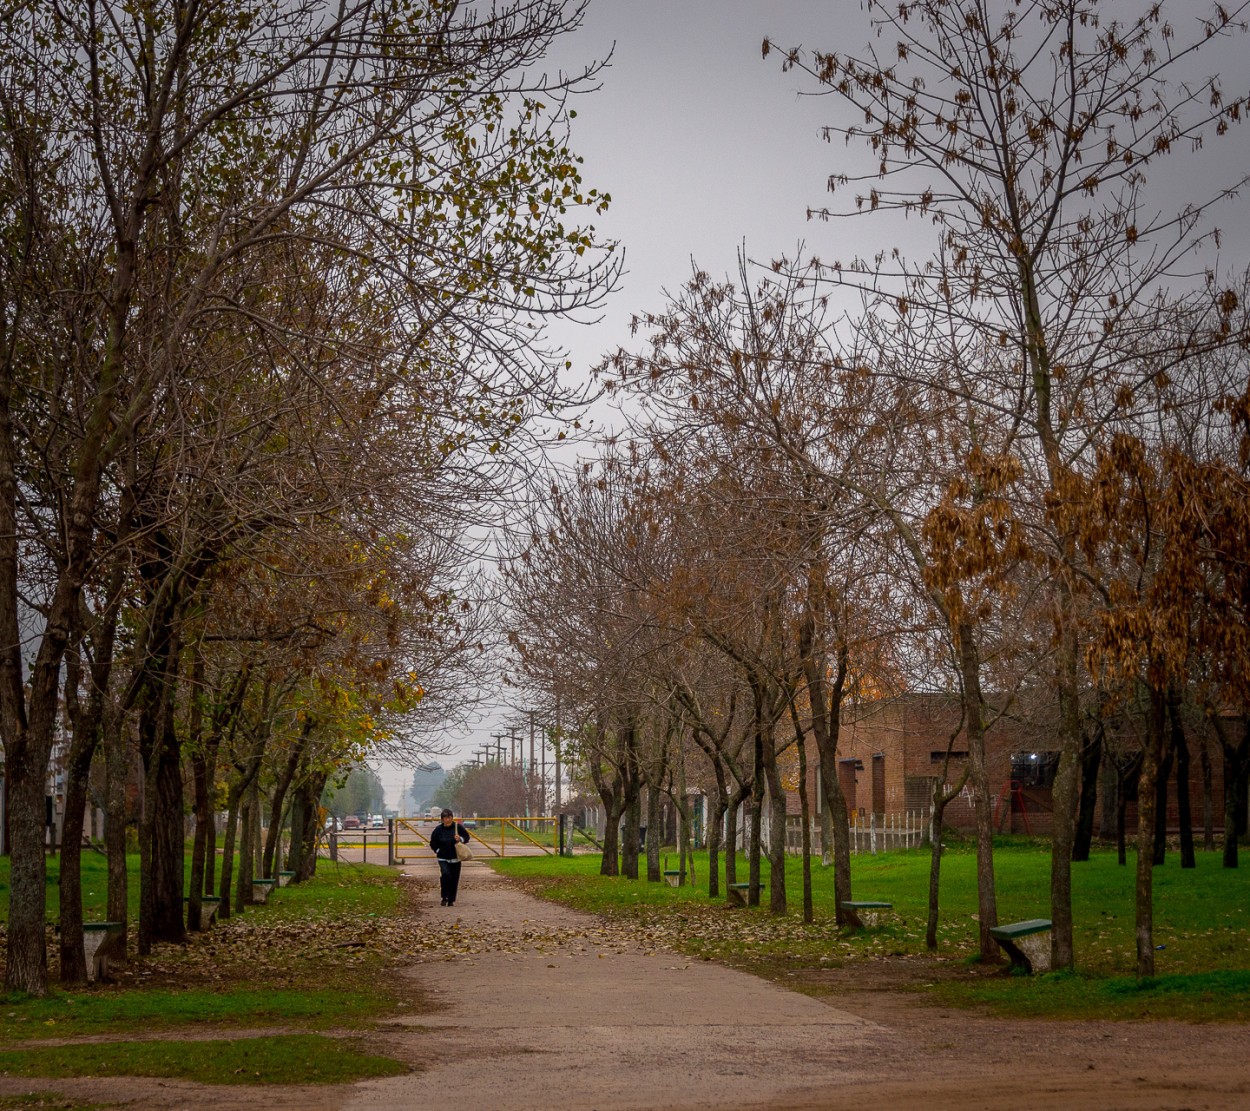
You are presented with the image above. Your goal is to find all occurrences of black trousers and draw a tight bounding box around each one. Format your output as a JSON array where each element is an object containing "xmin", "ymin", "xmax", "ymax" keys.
[{"xmin": 438, "ymin": 858, "xmax": 463, "ymax": 903}]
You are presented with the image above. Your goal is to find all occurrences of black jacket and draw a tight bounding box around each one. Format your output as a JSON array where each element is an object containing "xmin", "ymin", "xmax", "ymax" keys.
[{"xmin": 429, "ymin": 822, "xmax": 470, "ymax": 860}]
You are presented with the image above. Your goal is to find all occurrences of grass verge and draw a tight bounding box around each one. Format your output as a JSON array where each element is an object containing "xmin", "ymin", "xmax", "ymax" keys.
[
  {"xmin": 935, "ymin": 967, "xmax": 1250, "ymax": 1021},
  {"xmin": 0, "ymin": 859, "xmax": 428, "ymax": 1085},
  {"xmin": 0, "ymin": 1033, "xmax": 408, "ymax": 1085}
]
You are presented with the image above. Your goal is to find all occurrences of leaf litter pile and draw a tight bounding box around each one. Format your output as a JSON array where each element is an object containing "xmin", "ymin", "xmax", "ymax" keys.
[{"xmin": 116, "ymin": 871, "xmax": 944, "ymax": 999}]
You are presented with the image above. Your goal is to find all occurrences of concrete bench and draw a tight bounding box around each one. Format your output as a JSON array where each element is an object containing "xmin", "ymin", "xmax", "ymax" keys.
[
  {"xmin": 277, "ymin": 871, "xmax": 295, "ymax": 887},
  {"xmin": 726, "ymin": 882, "xmax": 765, "ymax": 907},
  {"xmin": 251, "ymin": 878, "xmax": 277, "ymax": 905},
  {"xmin": 185, "ymin": 896, "xmax": 221, "ymax": 930},
  {"xmin": 989, "ymin": 918, "xmax": 1053, "ymax": 974},
  {"xmin": 840, "ymin": 900, "xmax": 894, "ymax": 927},
  {"xmin": 82, "ymin": 921, "xmax": 125, "ymax": 982}
]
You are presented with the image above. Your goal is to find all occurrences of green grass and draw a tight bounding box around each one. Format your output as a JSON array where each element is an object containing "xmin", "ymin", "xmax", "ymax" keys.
[
  {"xmin": 0, "ymin": 849, "xmax": 400, "ymax": 927},
  {"xmin": 0, "ymin": 986, "xmax": 382, "ymax": 1041},
  {"xmin": 936, "ymin": 966, "xmax": 1250, "ymax": 1021},
  {"xmin": 0, "ymin": 858, "xmax": 417, "ymax": 1085},
  {"xmin": 0, "ymin": 1033, "xmax": 409, "ymax": 1085},
  {"xmin": 15, "ymin": 851, "xmax": 122, "ymax": 924},
  {"xmin": 8, "ymin": 850, "xmax": 263, "ymax": 925},
  {"xmin": 492, "ymin": 839, "xmax": 1250, "ymax": 1019}
]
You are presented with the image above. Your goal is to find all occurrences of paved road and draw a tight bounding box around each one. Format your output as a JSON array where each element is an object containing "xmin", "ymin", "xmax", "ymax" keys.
[{"xmin": 341, "ymin": 861, "xmax": 882, "ymax": 1111}]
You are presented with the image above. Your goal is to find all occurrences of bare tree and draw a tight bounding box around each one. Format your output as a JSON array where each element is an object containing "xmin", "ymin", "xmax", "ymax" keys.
[
  {"xmin": 1, "ymin": 0, "xmax": 617, "ymax": 994},
  {"xmin": 768, "ymin": 0, "xmax": 1250, "ymax": 971}
]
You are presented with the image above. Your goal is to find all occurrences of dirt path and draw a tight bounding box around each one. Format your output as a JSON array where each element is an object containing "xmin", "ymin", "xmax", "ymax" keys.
[
  {"xmin": 353, "ymin": 863, "xmax": 1250, "ymax": 1111},
  {"xmin": 5, "ymin": 862, "xmax": 1248, "ymax": 1110}
]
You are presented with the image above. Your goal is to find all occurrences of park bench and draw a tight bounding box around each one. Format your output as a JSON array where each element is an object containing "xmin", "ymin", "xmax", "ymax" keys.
[
  {"xmin": 83, "ymin": 921, "xmax": 125, "ymax": 983},
  {"xmin": 726, "ymin": 881, "xmax": 766, "ymax": 907},
  {"xmin": 840, "ymin": 900, "xmax": 894, "ymax": 927},
  {"xmin": 663, "ymin": 870, "xmax": 682, "ymax": 887},
  {"xmin": 185, "ymin": 895, "xmax": 221, "ymax": 930},
  {"xmin": 277, "ymin": 871, "xmax": 295, "ymax": 887},
  {"xmin": 251, "ymin": 878, "xmax": 277, "ymax": 905},
  {"xmin": 989, "ymin": 918, "xmax": 1053, "ymax": 974}
]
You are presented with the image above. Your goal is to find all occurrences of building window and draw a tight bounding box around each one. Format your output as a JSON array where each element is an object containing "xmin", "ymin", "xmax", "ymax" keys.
[
  {"xmin": 930, "ymin": 750, "xmax": 968, "ymax": 762},
  {"xmin": 1011, "ymin": 751, "xmax": 1060, "ymax": 788}
]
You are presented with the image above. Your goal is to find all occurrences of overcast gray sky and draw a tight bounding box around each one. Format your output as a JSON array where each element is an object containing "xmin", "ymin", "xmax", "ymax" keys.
[
  {"xmin": 377, "ymin": 0, "xmax": 1250, "ymax": 807},
  {"xmin": 544, "ymin": 0, "xmax": 871, "ymax": 379},
  {"xmin": 380, "ymin": 2, "xmax": 852, "ymax": 805}
]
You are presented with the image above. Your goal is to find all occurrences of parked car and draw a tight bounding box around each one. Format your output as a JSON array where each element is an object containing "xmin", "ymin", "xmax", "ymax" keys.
[
  {"xmin": 342, "ymin": 815, "xmax": 362, "ymax": 830},
  {"xmin": 369, "ymin": 815, "xmax": 385, "ymax": 829},
  {"xmin": 324, "ymin": 816, "xmax": 342, "ymax": 832}
]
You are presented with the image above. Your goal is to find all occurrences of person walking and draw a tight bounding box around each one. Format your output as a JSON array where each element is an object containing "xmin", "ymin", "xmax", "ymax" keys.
[{"xmin": 429, "ymin": 808, "xmax": 471, "ymax": 906}]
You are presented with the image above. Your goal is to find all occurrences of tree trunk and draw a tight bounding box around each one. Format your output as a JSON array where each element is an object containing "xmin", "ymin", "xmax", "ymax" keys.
[
  {"xmin": 1111, "ymin": 749, "xmax": 1142, "ymax": 867},
  {"xmin": 219, "ymin": 791, "xmax": 241, "ymax": 918},
  {"xmin": 287, "ymin": 769, "xmax": 329, "ymax": 881},
  {"xmin": 1049, "ymin": 625, "xmax": 1082, "ymax": 971},
  {"xmin": 104, "ymin": 707, "xmax": 129, "ymax": 939},
  {"xmin": 138, "ymin": 671, "xmax": 186, "ymax": 951},
  {"xmin": 599, "ymin": 795, "xmax": 622, "ymax": 876},
  {"xmin": 747, "ymin": 750, "xmax": 764, "ymax": 908},
  {"xmin": 645, "ymin": 779, "xmax": 662, "ymax": 882},
  {"xmin": 1200, "ymin": 739, "xmax": 1215, "ymax": 852},
  {"xmin": 1072, "ymin": 719, "xmax": 1103, "ymax": 862},
  {"xmin": 205, "ymin": 793, "xmax": 217, "ymax": 893},
  {"xmin": 1136, "ymin": 687, "xmax": 1165, "ymax": 977},
  {"xmin": 799, "ymin": 629, "xmax": 854, "ymax": 925},
  {"xmin": 589, "ymin": 748, "xmax": 623, "ymax": 877},
  {"xmin": 287, "ymin": 786, "xmax": 309, "ymax": 881},
  {"xmin": 58, "ymin": 733, "xmax": 99, "ymax": 985},
  {"xmin": 188, "ymin": 749, "xmax": 211, "ymax": 932},
  {"xmin": 251, "ymin": 779, "xmax": 263, "ymax": 877},
  {"xmin": 704, "ymin": 758, "xmax": 728, "ymax": 899},
  {"xmin": 927, "ymin": 752, "xmax": 970, "ymax": 950},
  {"xmin": 927, "ymin": 781, "xmax": 949, "ymax": 951},
  {"xmin": 1224, "ymin": 741, "xmax": 1243, "ymax": 869},
  {"xmin": 4, "ymin": 752, "xmax": 52, "ymax": 993},
  {"xmin": 763, "ymin": 741, "xmax": 787, "ymax": 916},
  {"xmin": 620, "ymin": 790, "xmax": 641, "ymax": 880},
  {"xmin": 151, "ymin": 733, "xmax": 186, "ymax": 941},
  {"xmin": 957, "ymin": 622, "xmax": 999, "ymax": 962},
  {"xmin": 264, "ymin": 723, "xmax": 311, "ymax": 878},
  {"xmin": 235, "ymin": 785, "xmax": 256, "ymax": 913},
  {"xmin": 1116, "ymin": 757, "xmax": 1129, "ymax": 867},
  {"xmin": 723, "ymin": 795, "xmax": 738, "ymax": 890},
  {"xmin": 706, "ymin": 795, "xmax": 726, "ymax": 897},
  {"xmin": 796, "ymin": 729, "xmax": 813, "ymax": 924},
  {"xmin": 136, "ymin": 599, "xmax": 186, "ymax": 954},
  {"xmin": 1237, "ymin": 746, "xmax": 1250, "ymax": 842},
  {"xmin": 1169, "ymin": 691, "xmax": 1194, "ymax": 869},
  {"xmin": 136, "ymin": 728, "xmax": 159, "ymax": 956},
  {"xmin": 1153, "ymin": 734, "xmax": 1174, "ymax": 867}
]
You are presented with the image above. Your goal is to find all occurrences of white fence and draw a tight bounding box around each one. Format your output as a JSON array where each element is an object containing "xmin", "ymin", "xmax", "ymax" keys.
[{"xmin": 786, "ymin": 810, "xmax": 928, "ymax": 855}]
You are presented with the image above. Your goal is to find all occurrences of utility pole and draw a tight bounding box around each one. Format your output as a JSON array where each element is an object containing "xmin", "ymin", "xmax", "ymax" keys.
[
  {"xmin": 554, "ymin": 694, "xmax": 563, "ymax": 852},
  {"xmin": 528, "ymin": 712, "xmax": 536, "ymax": 817}
]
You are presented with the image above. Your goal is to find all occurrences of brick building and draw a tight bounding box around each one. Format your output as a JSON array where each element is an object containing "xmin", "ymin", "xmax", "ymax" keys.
[{"xmin": 791, "ymin": 692, "xmax": 1237, "ymax": 842}]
